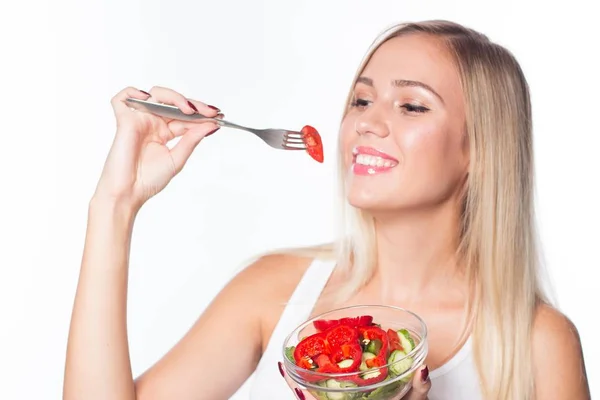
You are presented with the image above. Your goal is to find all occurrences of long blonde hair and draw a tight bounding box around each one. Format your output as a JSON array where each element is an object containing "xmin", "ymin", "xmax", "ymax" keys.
[{"xmin": 278, "ymin": 20, "xmax": 550, "ymax": 400}]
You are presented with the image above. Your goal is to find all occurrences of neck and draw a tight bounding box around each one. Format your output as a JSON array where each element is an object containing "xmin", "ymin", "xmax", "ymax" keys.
[{"xmin": 369, "ymin": 200, "xmax": 466, "ymax": 303}]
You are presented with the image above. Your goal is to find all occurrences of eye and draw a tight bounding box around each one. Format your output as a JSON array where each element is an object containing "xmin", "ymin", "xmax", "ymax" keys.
[
  {"xmin": 400, "ymin": 103, "xmax": 430, "ymax": 114},
  {"xmin": 350, "ymin": 98, "xmax": 370, "ymax": 109}
]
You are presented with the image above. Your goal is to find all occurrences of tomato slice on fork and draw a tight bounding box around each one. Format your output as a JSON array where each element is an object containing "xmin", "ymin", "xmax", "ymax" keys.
[{"xmin": 301, "ymin": 125, "xmax": 324, "ymax": 163}]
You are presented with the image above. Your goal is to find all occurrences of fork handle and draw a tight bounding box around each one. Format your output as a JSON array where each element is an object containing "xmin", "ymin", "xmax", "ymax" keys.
[
  {"xmin": 214, "ymin": 118, "xmax": 252, "ymax": 132},
  {"xmin": 125, "ymin": 98, "xmax": 253, "ymax": 133}
]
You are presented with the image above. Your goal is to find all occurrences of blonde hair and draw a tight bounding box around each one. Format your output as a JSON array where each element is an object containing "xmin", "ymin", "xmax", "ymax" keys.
[{"xmin": 278, "ymin": 19, "xmax": 551, "ymax": 400}]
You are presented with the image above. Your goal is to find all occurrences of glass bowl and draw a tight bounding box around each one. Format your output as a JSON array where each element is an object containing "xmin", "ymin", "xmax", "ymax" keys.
[{"xmin": 281, "ymin": 305, "xmax": 428, "ymax": 400}]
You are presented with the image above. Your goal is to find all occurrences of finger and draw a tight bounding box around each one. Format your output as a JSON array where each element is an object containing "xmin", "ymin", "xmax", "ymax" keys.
[
  {"xmin": 166, "ymin": 114, "xmax": 225, "ymax": 139},
  {"xmin": 169, "ymin": 123, "xmax": 220, "ymax": 174},
  {"xmin": 405, "ymin": 365, "xmax": 431, "ymax": 400},
  {"xmin": 148, "ymin": 86, "xmax": 221, "ymax": 117},
  {"xmin": 110, "ymin": 86, "xmax": 151, "ymax": 118}
]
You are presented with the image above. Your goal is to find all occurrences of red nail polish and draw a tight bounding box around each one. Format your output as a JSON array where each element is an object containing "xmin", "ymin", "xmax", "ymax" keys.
[
  {"xmin": 140, "ymin": 90, "xmax": 151, "ymax": 96},
  {"xmin": 421, "ymin": 366, "xmax": 429, "ymax": 382},
  {"xmin": 187, "ymin": 101, "xmax": 199, "ymax": 112},
  {"xmin": 204, "ymin": 127, "xmax": 220, "ymax": 137},
  {"xmin": 208, "ymin": 105, "xmax": 221, "ymax": 112},
  {"xmin": 294, "ymin": 388, "xmax": 305, "ymax": 400},
  {"xmin": 277, "ymin": 361, "xmax": 285, "ymax": 377}
]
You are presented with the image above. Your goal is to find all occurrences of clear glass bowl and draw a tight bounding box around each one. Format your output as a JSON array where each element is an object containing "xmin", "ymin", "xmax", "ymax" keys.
[{"xmin": 282, "ymin": 305, "xmax": 428, "ymax": 400}]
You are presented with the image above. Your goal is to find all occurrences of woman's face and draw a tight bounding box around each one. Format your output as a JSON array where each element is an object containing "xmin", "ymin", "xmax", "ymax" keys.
[{"xmin": 340, "ymin": 34, "xmax": 469, "ymax": 213}]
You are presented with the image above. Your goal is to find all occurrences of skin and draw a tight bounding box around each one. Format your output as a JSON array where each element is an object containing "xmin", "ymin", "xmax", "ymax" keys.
[{"xmin": 63, "ymin": 34, "xmax": 590, "ymax": 400}]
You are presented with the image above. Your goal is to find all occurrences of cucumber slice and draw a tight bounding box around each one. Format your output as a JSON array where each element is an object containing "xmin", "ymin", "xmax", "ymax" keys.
[
  {"xmin": 360, "ymin": 369, "xmax": 382, "ymax": 380},
  {"xmin": 387, "ymin": 350, "xmax": 413, "ymax": 376},
  {"xmin": 397, "ymin": 329, "xmax": 415, "ymax": 353},
  {"xmin": 325, "ymin": 379, "xmax": 358, "ymax": 389},
  {"xmin": 359, "ymin": 352, "xmax": 376, "ymax": 371},
  {"xmin": 337, "ymin": 359, "xmax": 355, "ymax": 369},
  {"xmin": 324, "ymin": 379, "xmax": 358, "ymax": 400},
  {"xmin": 365, "ymin": 339, "xmax": 382, "ymax": 355}
]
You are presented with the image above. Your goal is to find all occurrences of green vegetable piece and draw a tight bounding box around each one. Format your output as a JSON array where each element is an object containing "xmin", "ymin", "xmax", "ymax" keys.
[
  {"xmin": 365, "ymin": 339, "xmax": 382, "ymax": 355},
  {"xmin": 285, "ymin": 346, "xmax": 296, "ymax": 363}
]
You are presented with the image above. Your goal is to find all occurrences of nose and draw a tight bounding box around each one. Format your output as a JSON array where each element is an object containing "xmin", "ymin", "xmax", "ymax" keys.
[{"xmin": 354, "ymin": 107, "xmax": 390, "ymax": 138}]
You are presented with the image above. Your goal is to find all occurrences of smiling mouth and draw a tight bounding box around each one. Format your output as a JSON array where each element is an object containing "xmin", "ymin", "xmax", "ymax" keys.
[{"xmin": 352, "ymin": 146, "xmax": 399, "ymax": 175}]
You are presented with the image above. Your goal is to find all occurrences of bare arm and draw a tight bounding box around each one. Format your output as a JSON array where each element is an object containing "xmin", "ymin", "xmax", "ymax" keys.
[
  {"xmin": 63, "ymin": 85, "xmax": 243, "ymax": 400},
  {"xmin": 64, "ymin": 197, "xmax": 269, "ymax": 400},
  {"xmin": 532, "ymin": 304, "xmax": 591, "ymax": 399},
  {"xmin": 63, "ymin": 200, "xmax": 138, "ymax": 400}
]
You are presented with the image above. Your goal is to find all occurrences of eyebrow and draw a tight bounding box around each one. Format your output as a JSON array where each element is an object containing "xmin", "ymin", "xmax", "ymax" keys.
[{"xmin": 356, "ymin": 76, "xmax": 445, "ymax": 104}]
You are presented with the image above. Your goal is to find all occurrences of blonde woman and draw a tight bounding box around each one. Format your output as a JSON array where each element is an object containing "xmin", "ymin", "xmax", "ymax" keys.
[{"xmin": 64, "ymin": 20, "xmax": 590, "ymax": 400}]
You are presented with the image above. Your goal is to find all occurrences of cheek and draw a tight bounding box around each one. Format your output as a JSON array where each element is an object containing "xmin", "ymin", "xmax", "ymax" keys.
[
  {"xmin": 398, "ymin": 121, "xmax": 463, "ymax": 182},
  {"xmin": 398, "ymin": 121, "xmax": 446, "ymax": 161}
]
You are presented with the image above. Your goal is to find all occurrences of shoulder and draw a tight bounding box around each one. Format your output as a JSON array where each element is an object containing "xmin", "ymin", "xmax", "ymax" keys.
[
  {"xmin": 230, "ymin": 253, "xmax": 315, "ymax": 297},
  {"xmin": 532, "ymin": 302, "xmax": 590, "ymax": 398}
]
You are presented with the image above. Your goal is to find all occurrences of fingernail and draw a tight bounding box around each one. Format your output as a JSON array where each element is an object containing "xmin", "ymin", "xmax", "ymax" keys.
[
  {"xmin": 277, "ymin": 361, "xmax": 285, "ymax": 377},
  {"xmin": 187, "ymin": 101, "xmax": 199, "ymax": 113},
  {"xmin": 294, "ymin": 388, "xmax": 305, "ymax": 400},
  {"xmin": 208, "ymin": 105, "xmax": 221, "ymax": 112},
  {"xmin": 140, "ymin": 90, "xmax": 151, "ymax": 96},
  {"xmin": 215, "ymin": 113, "xmax": 225, "ymax": 119},
  {"xmin": 421, "ymin": 365, "xmax": 429, "ymax": 382},
  {"xmin": 204, "ymin": 127, "xmax": 220, "ymax": 137}
]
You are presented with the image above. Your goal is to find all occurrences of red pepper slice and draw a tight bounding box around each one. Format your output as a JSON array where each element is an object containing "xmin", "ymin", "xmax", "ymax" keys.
[
  {"xmin": 354, "ymin": 327, "xmax": 390, "ymax": 386},
  {"xmin": 314, "ymin": 354, "xmax": 340, "ymax": 374},
  {"xmin": 325, "ymin": 324, "xmax": 359, "ymax": 351},
  {"xmin": 329, "ymin": 342, "xmax": 363, "ymax": 372},
  {"xmin": 359, "ymin": 325, "xmax": 389, "ymax": 366},
  {"xmin": 312, "ymin": 319, "xmax": 340, "ymax": 332},
  {"xmin": 339, "ymin": 316, "xmax": 374, "ymax": 327},
  {"xmin": 301, "ymin": 125, "xmax": 324, "ymax": 163},
  {"xmin": 293, "ymin": 332, "xmax": 328, "ymax": 367},
  {"xmin": 313, "ymin": 315, "xmax": 374, "ymax": 332},
  {"xmin": 387, "ymin": 328, "xmax": 403, "ymax": 352}
]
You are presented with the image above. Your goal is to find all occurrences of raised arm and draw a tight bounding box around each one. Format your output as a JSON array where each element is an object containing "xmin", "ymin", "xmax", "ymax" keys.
[{"xmin": 63, "ymin": 86, "xmax": 268, "ymax": 400}]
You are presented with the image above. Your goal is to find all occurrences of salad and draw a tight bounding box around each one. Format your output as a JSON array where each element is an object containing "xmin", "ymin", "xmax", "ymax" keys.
[{"xmin": 284, "ymin": 315, "xmax": 418, "ymax": 400}]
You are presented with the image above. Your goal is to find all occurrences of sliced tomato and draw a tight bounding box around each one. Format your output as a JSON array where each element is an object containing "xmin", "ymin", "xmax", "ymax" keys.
[
  {"xmin": 301, "ymin": 125, "xmax": 324, "ymax": 163},
  {"xmin": 387, "ymin": 328, "xmax": 404, "ymax": 352}
]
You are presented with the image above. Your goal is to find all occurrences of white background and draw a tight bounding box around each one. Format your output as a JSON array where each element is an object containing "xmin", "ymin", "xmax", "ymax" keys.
[{"xmin": 1, "ymin": 0, "xmax": 598, "ymax": 399}]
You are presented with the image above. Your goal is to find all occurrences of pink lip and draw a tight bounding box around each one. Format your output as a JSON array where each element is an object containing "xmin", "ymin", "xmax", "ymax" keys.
[
  {"xmin": 351, "ymin": 146, "xmax": 399, "ymax": 176},
  {"xmin": 353, "ymin": 146, "xmax": 399, "ymax": 162}
]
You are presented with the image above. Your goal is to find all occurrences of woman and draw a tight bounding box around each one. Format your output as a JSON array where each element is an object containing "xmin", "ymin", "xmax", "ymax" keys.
[{"xmin": 63, "ymin": 20, "xmax": 590, "ymax": 400}]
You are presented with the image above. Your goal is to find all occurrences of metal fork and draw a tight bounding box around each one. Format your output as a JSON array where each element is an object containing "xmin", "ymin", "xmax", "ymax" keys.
[{"xmin": 125, "ymin": 98, "xmax": 306, "ymax": 151}]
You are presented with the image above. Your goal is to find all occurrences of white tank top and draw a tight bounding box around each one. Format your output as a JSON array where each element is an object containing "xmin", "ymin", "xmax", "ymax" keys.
[{"xmin": 246, "ymin": 258, "xmax": 483, "ymax": 399}]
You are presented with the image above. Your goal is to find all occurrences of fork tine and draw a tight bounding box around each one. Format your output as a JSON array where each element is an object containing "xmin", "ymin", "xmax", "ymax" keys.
[
  {"xmin": 282, "ymin": 144, "xmax": 306, "ymax": 150},
  {"xmin": 284, "ymin": 132, "xmax": 304, "ymax": 138}
]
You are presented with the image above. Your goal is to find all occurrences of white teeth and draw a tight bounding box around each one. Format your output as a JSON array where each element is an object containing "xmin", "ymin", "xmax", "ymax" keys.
[{"xmin": 355, "ymin": 154, "xmax": 396, "ymax": 167}]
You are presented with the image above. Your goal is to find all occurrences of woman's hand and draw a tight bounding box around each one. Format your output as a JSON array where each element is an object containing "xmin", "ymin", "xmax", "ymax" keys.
[
  {"xmin": 281, "ymin": 363, "xmax": 431, "ymax": 399},
  {"xmin": 404, "ymin": 365, "xmax": 431, "ymax": 399},
  {"xmin": 93, "ymin": 86, "xmax": 222, "ymax": 211}
]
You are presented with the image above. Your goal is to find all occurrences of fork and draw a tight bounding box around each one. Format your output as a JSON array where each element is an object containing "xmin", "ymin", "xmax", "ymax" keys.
[{"xmin": 125, "ymin": 98, "xmax": 306, "ymax": 151}]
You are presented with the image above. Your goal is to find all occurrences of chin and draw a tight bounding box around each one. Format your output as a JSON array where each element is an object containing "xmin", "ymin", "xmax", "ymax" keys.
[{"xmin": 346, "ymin": 187, "xmax": 401, "ymax": 213}]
